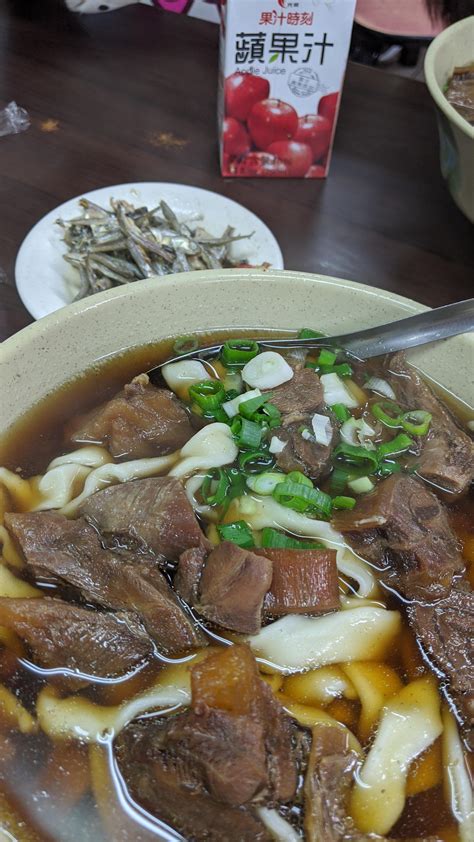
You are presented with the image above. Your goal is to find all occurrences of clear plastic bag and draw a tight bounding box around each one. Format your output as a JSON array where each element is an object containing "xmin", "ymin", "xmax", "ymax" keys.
[{"xmin": 0, "ymin": 102, "xmax": 30, "ymax": 138}]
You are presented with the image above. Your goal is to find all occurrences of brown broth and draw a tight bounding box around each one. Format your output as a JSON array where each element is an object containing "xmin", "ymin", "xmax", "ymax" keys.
[{"xmin": 0, "ymin": 331, "xmax": 472, "ymax": 841}]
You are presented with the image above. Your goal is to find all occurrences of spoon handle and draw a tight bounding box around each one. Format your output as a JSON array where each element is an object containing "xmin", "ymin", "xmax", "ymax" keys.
[{"xmin": 326, "ymin": 298, "xmax": 474, "ymax": 359}]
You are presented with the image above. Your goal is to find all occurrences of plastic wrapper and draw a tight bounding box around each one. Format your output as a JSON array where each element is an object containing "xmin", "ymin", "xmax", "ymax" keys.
[
  {"xmin": 445, "ymin": 64, "xmax": 474, "ymax": 127},
  {"xmin": 0, "ymin": 102, "xmax": 30, "ymax": 138}
]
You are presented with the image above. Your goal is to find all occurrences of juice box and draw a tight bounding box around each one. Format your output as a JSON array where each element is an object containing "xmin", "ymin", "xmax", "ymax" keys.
[{"xmin": 218, "ymin": 0, "xmax": 356, "ymax": 177}]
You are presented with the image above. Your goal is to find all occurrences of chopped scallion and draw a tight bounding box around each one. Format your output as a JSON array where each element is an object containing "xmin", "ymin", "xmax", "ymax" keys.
[
  {"xmin": 188, "ymin": 380, "xmax": 225, "ymax": 411},
  {"xmin": 331, "ymin": 404, "xmax": 351, "ymax": 423},
  {"xmin": 231, "ymin": 416, "xmax": 263, "ymax": 449},
  {"xmin": 318, "ymin": 348, "xmax": 337, "ymax": 366},
  {"xmin": 332, "ymin": 495, "xmax": 356, "ymax": 510},
  {"xmin": 217, "ymin": 520, "xmax": 254, "ymax": 548},
  {"xmin": 348, "ymin": 476, "xmax": 375, "ymax": 494},
  {"xmin": 246, "ymin": 471, "xmax": 287, "ymax": 495},
  {"xmin": 378, "ymin": 461, "xmax": 402, "ymax": 477},
  {"xmin": 400, "ymin": 410, "xmax": 432, "ymax": 436},
  {"xmin": 261, "ymin": 527, "xmax": 325, "ymax": 549},
  {"xmin": 377, "ymin": 433, "xmax": 414, "ymax": 461},
  {"xmin": 201, "ymin": 469, "xmax": 230, "ymax": 506},
  {"xmin": 371, "ymin": 400, "xmax": 403, "ymax": 428},
  {"xmin": 273, "ymin": 479, "xmax": 332, "ymax": 517},
  {"xmin": 238, "ymin": 449, "xmax": 274, "ymax": 474},
  {"xmin": 318, "ymin": 363, "xmax": 353, "ymax": 377},
  {"xmin": 221, "ymin": 339, "xmax": 259, "ymax": 367},
  {"xmin": 333, "ymin": 443, "xmax": 379, "ymax": 473},
  {"xmin": 239, "ymin": 393, "xmax": 271, "ymax": 419},
  {"xmin": 298, "ymin": 328, "xmax": 325, "ymax": 339}
]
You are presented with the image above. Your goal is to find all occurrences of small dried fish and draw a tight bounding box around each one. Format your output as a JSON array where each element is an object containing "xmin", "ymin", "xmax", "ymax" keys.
[{"xmin": 57, "ymin": 195, "xmax": 256, "ymax": 301}]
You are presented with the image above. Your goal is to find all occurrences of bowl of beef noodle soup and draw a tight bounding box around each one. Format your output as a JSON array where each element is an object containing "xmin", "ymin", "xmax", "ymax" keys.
[{"xmin": 0, "ymin": 268, "xmax": 472, "ymax": 842}]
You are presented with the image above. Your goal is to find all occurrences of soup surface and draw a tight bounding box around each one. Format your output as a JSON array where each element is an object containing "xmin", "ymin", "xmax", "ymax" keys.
[{"xmin": 0, "ymin": 330, "xmax": 473, "ymax": 842}]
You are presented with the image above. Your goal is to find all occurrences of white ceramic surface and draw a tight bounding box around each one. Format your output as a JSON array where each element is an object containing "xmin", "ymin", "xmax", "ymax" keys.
[
  {"xmin": 425, "ymin": 16, "xmax": 474, "ymax": 223},
  {"xmin": 15, "ymin": 183, "xmax": 284, "ymax": 319},
  {"xmin": 1, "ymin": 269, "xmax": 473, "ymax": 447}
]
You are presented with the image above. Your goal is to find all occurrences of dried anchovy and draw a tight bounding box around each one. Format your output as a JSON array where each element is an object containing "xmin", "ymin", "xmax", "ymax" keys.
[{"xmin": 57, "ymin": 196, "xmax": 255, "ymax": 301}]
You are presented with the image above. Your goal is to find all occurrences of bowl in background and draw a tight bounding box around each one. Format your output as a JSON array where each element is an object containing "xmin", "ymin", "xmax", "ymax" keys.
[{"xmin": 425, "ymin": 15, "xmax": 474, "ymax": 223}]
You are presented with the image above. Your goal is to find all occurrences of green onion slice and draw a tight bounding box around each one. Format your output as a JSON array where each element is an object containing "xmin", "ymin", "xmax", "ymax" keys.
[
  {"xmin": 173, "ymin": 335, "xmax": 198, "ymax": 355},
  {"xmin": 371, "ymin": 400, "xmax": 403, "ymax": 428},
  {"xmin": 217, "ymin": 520, "xmax": 254, "ymax": 548},
  {"xmin": 318, "ymin": 348, "xmax": 337, "ymax": 366},
  {"xmin": 332, "ymin": 495, "xmax": 356, "ymax": 510},
  {"xmin": 273, "ymin": 480, "xmax": 332, "ymax": 517},
  {"xmin": 378, "ymin": 460, "xmax": 402, "ymax": 477},
  {"xmin": 400, "ymin": 410, "xmax": 432, "ymax": 436},
  {"xmin": 246, "ymin": 471, "xmax": 287, "ymax": 495},
  {"xmin": 329, "ymin": 466, "xmax": 351, "ymax": 494},
  {"xmin": 286, "ymin": 470, "xmax": 313, "ymax": 488},
  {"xmin": 238, "ymin": 449, "xmax": 274, "ymax": 474},
  {"xmin": 318, "ymin": 363, "xmax": 353, "ymax": 377},
  {"xmin": 261, "ymin": 527, "xmax": 325, "ymax": 549},
  {"xmin": 331, "ymin": 404, "xmax": 351, "ymax": 423},
  {"xmin": 377, "ymin": 433, "xmax": 414, "ymax": 461},
  {"xmin": 333, "ymin": 443, "xmax": 379, "ymax": 473},
  {"xmin": 231, "ymin": 417, "xmax": 263, "ymax": 450},
  {"xmin": 298, "ymin": 328, "xmax": 326, "ymax": 339},
  {"xmin": 221, "ymin": 339, "xmax": 259, "ymax": 367},
  {"xmin": 239, "ymin": 393, "xmax": 272, "ymax": 419},
  {"xmin": 188, "ymin": 380, "xmax": 225, "ymax": 411},
  {"xmin": 201, "ymin": 469, "xmax": 230, "ymax": 506}
]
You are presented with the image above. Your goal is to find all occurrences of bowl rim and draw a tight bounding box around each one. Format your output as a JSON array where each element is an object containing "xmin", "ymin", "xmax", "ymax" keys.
[
  {"xmin": 0, "ymin": 269, "xmax": 430, "ymax": 364},
  {"xmin": 424, "ymin": 15, "xmax": 474, "ymax": 141}
]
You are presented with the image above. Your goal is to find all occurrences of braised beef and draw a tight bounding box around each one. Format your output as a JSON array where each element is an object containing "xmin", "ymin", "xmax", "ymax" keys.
[
  {"xmin": 389, "ymin": 353, "xmax": 474, "ymax": 497},
  {"xmin": 409, "ymin": 588, "xmax": 474, "ymax": 747},
  {"xmin": 197, "ymin": 542, "xmax": 273, "ymax": 634},
  {"xmin": 333, "ymin": 474, "xmax": 464, "ymax": 600},
  {"xmin": 115, "ymin": 646, "xmax": 298, "ymax": 842},
  {"xmin": 304, "ymin": 724, "xmax": 440, "ymax": 842},
  {"xmin": 5, "ymin": 511, "xmax": 206, "ymax": 656},
  {"xmin": 80, "ymin": 476, "xmax": 205, "ymax": 561},
  {"xmin": 267, "ymin": 368, "xmax": 324, "ymax": 425},
  {"xmin": 174, "ymin": 544, "xmax": 209, "ymax": 604},
  {"xmin": 256, "ymin": 548, "xmax": 340, "ymax": 616},
  {"xmin": 67, "ymin": 374, "xmax": 194, "ymax": 460},
  {"xmin": 273, "ymin": 417, "xmax": 335, "ymax": 482},
  {"xmin": 0, "ymin": 597, "xmax": 151, "ymax": 680},
  {"xmin": 115, "ymin": 718, "xmax": 271, "ymax": 842}
]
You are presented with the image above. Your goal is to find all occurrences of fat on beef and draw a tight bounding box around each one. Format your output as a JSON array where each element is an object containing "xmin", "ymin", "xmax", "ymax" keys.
[
  {"xmin": 388, "ymin": 353, "xmax": 473, "ymax": 497},
  {"xmin": 0, "ymin": 597, "xmax": 151, "ymax": 681},
  {"xmin": 5, "ymin": 511, "xmax": 206, "ymax": 656},
  {"xmin": 333, "ymin": 474, "xmax": 464, "ymax": 600},
  {"xmin": 80, "ymin": 476, "xmax": 205, "ymax": 562},
  {"xmin": 67, "ymin": 374, "xmax": 194, "ymax": 460}
]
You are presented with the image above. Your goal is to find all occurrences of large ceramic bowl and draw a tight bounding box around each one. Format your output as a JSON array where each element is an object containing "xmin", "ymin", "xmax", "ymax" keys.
[
  {"xmin": 425, "ymin": 15, "xmax": 474, "ymax": 223},
  {"xmin": 1, "ymin": 269, "xmax": 473, "ymax": 444},
  {"xmin": 0, "ymin": 268, "xmax": 473, "ymax": 835}
]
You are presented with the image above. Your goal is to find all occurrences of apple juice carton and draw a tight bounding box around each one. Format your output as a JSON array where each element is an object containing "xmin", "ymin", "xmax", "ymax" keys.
[{"xmin": 218, "ymin": 0, "xmax": 356, "ymax": 177}]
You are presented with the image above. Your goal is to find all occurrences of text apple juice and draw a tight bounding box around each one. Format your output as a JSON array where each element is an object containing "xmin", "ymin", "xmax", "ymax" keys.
[{"xmin": 218, "ymin": 0, "xmax": 356, "ymax": 178}]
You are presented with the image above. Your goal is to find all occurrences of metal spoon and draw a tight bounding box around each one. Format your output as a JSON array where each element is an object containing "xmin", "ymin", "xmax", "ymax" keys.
[{"xmin": 149, "ymin": 297, "xmax": 474, "ymax": 374}]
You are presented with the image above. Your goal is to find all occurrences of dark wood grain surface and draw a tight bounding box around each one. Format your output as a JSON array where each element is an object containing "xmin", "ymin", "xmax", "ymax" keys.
[{"xmin": 0, "ymin": 0, "xmax": 473, "ymax": 343}]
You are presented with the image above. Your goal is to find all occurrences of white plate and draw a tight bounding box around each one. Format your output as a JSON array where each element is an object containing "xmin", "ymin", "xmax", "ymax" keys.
[{"xmin": 15, "ymin": 182, "xmax": 284, "ymax": 320}]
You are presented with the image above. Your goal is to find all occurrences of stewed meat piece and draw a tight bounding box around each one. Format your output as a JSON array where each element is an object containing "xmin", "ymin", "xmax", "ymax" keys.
[
  {"xmin": 333, "ymin": 474, "xmax": 464, "ymax": 600},
  {"xmin": 197, "ymin": 542, "xmax": 273, "ymax": 634},
  {"xmin": 267, "ymin": 368, "xmax": 324, "ymax": 424},
  {"xmin": 115, "ymin": 646, "xmax": 298, "ymax": 842},
  {"xmin": 174, "ymin": 542, "xmax": 340, "ymax": 633},
  {"xmin": 80, "ymin": 476, "xmax": 205, "ymax": 561},
  {"xmin": 272, "ymin": 418, "xmax": 335, "ymax": 483},
  {"xmin": 67, "ymin": 374, "xmax": 194, "ymax": 460},
  {"xmin": 0, "ymin": 597, "xmax": 151, "ymax": 680},
  {"xmin": 5, "ymin": 511, "xmax": 206, "ymax": 655},
  {"xmin": 257, "ymin": 548, "xmax": 340, "ymax": 616},
  {"xmin": 409, "ymin": 587, "xmax": 474, "ymax": 747},
  {"xmin": 389, "ymin": 353, "xmax": 474, "ymax": 497}
]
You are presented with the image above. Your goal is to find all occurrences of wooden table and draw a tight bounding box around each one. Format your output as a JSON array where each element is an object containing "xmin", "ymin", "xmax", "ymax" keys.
[{"xmin": 0, "ymin": 0, "xmax": 473, "ymax": 343}]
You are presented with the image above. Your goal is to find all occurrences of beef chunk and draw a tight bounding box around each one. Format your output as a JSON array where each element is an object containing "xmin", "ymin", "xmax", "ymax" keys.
[
  {"xmin": 5, "ymin": 511, "xmax": 205, "ymax": 656},
  {"xmin": 409, "ymin": 588, "xmax": 474, "ymax": 746},
  {"xmin": 273, "ymin": 417, "xmax": 335, "ymax": 482},
  {"xmin": 174, "ymin": 544, "xmax": 209, "ymax": 604},
  {"xmin": 115, "ymin": 719, "xmax": 271, "ymax": 842},
  {"xmin": 389, "ymin": 353, "xmax": 474, "ymax": 497},
  {"xmin": 267, "ymin": 368, "xmax": 324, "ymax": 425},
  {"xmin": 67, "ymin": 374, "xmax": 193, "ymax": 460},
  {"xmin": 0, "ymin": 597, "xmax": 151, "ymax": 680},
  {"xmin": 256, "ymin": 548, "xmax": 340, "ymax": 616},
  {"xmin": 80, "ymin": 476, "xmax": 205, "ymax": 561},
  {"xmin": 115, "ymin": 646, "xmax": 297, "ymax": 841},
  {"xmin": 333, "ymin": 474, "xmax": 464, "ymax": 600},
  {"xmin": 304, "ymin": 724, "xmax": 438, "ymax": 842},
  {"xmin": 191, "ymin": 645, "xmax": 298, "ymax": 804},
  {"xmin": 197, "ymin": 542, "xmax": 273, "ymax": 634}
]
